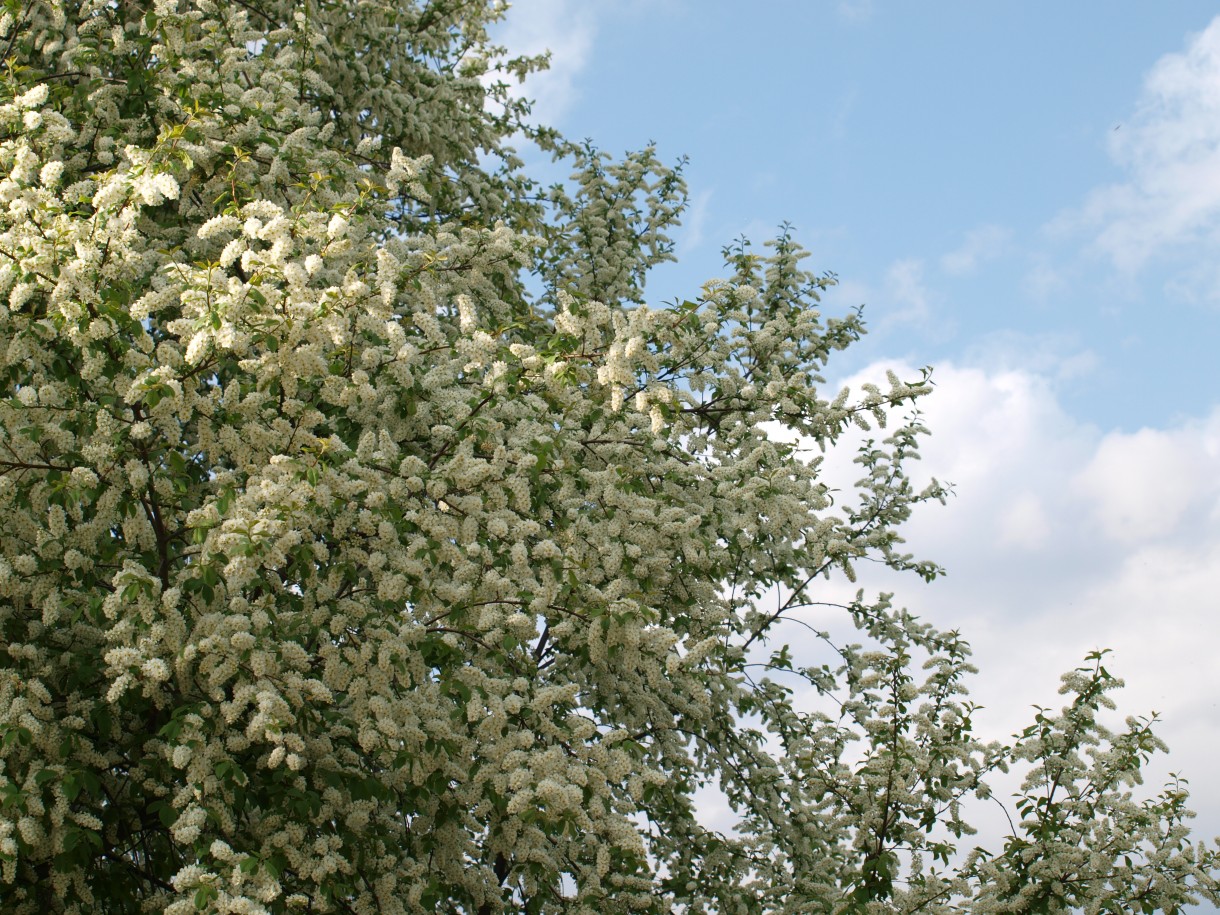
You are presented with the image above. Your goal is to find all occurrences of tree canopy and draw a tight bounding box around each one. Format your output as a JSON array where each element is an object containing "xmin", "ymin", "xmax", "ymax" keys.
[{"xmin": 0, "ymin": 1, "xmax": 1216, "ymax": 912}]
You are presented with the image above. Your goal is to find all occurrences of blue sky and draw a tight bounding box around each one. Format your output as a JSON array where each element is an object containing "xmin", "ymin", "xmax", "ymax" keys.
[
  {"xmin": 509, "ymin": 1, "xmax": 1220, "ymax": 430},
  {"xmin": 496, "ymin": 1, "xmax": 1220, "ymax": 861}
]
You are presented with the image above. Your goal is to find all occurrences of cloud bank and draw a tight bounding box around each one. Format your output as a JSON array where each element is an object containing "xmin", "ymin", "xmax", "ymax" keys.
[
  {"xmin": 801, "ymin": 358, "xmax": 1220, "ymax": 841},
  {"xmin": 1059, "ymin": 16, "xmax": 1220, "ymax": 297}
]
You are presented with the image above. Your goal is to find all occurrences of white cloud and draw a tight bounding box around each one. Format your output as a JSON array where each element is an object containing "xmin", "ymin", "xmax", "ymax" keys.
[
  {"xmin": 958, "ymin": 330, "xmax": 1098, "ymax": 383},
  {"xmin": 940, "ymin": 224, "xmax": 1012, "ymax": 276},
  {"xmin": 842, "ymin": 253, "xmax": 971, "ymax": 334},
  {"xmin": 800, "ymin": 358, "xmax": 1220, "ymax": 844},
  {"xmin": 880, "ymin": 257, "xmax": 933, "ymax": 327},
  {"xmin": 1074, "ymin": 413, "xmax": 1220, "ymax": 543},
  {"xmin": 812, "ymin": 256, "xmax": 950, "ymax": 341},
  {"xmin": 996, "ymin": 492, "xmax": 1052, "ymax": 550},
  {"xmin": 1057, "ymin": 17, "xmax": 1220, "ymax": 280},
  {"xmin": 1022, "ymin": 260, "xmax": 1067, "ymax": 303},
  {"xmin": 491, "ymin": 0, "xmax": 596, "ymax": 126},
  {"xmin": 678, "ymin": 188, "xmax": 714, "ymax": 256}
]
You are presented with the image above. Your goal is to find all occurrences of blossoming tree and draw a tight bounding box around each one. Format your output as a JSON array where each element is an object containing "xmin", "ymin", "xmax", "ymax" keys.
[{"xmin": 1, "ymin": 0, "xmax": 1216, "ymax": 912}]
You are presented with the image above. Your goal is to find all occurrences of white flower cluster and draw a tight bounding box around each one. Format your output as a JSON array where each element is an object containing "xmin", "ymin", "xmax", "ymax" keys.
[{"xmin": 0, "ymin": 1, "xmax": 1214, "ymax": 913}]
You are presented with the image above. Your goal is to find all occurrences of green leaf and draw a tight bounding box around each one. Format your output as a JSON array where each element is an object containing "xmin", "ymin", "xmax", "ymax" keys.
[{"xmin": 194, "ymin": 885, "xmax": 218, "ymax": 909}]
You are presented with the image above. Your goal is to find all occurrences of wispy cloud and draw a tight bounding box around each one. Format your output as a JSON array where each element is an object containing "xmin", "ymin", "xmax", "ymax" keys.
[
  {"xmin": 1022, "ymin": 259, "xmax": 1067, "ymax": 303},
  {"xmin": 881, "ymin": 257, "xmax": 933, "ymax": 326},
  {"xmin": 491, "ymin": 0, "xmax": 596, "ymax": 127},
  {"xmin": 1055, "ymin": 17, "xmax": 1220, "ymax": 283},
  {"xmin": 678, "ymin": 188, "xmax": 714, "ymax": 256},
  {"xmin": 821, "ymin": 257, "xmax": 944, "ymax": 338},
  {"xmin": 958, "ymin": 330, "xmax": 1098, "ymax": 383},
  {"xmin": 830, "ymin": 87, "xmax": 858, "ymax": 141},
  {"xmin": 940, "ymin": 224, "xmax": 1012, "ymax": 276}
]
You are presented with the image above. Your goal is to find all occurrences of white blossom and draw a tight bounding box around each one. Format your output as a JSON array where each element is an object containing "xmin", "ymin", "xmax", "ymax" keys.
[{"xmin": 0, "ymin": 2, "xmax": 1212, "ymax": 913}]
